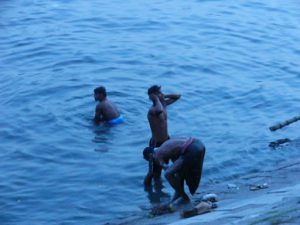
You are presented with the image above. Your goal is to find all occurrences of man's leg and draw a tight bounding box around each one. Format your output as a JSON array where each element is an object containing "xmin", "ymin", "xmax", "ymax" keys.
[{"xmin": 165, "ymin": 157, "xmax": 188, "ymax": 202}]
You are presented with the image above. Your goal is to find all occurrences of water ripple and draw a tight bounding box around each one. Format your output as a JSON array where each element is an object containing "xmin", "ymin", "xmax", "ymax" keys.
[{"xmin": 1, "ymin": 0, "xmax": 300, "ymax": 224}]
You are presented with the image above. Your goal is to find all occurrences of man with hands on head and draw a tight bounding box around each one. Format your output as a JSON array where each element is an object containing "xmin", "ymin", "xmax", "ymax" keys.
[
  {"xmin": 147, "ymin": 85, "xmax": 181, "ymax": 148},
  {"xmin": 145, "ymin": 85, "xmax": 181, "ymax": 185}
]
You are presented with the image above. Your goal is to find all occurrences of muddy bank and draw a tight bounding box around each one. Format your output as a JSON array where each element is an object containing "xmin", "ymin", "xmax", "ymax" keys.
[{"xmin": 108, "ymin": 158, "xmax": 300, "ymax": 225}]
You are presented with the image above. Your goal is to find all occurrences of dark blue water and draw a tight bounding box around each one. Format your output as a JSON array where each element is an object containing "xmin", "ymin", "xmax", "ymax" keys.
[{"xmin": 1, "ymin": 0, "xmax": 300, "ymax": 224}]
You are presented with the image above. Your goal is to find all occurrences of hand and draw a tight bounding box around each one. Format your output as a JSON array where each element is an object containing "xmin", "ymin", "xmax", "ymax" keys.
[{"xmin": 164, "ymin": 94, "xmax": 170, "ymax": 99}]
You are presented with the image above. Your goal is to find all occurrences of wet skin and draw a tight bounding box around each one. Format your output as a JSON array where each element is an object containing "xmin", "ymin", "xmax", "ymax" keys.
[
  {"xmin": 145, "ymin": 91, "xmax": 181, "ymax": 188},
  {"xmin": 144, "ymin": 138, "xmax": 191, "ymax": 203},
  {"xmin": 147, "ymin": 91, "xmax": 181, "ymax": 146},
  {"xmin": 94, "ymin": 93, "xmax": 120, "ymax": 124}
]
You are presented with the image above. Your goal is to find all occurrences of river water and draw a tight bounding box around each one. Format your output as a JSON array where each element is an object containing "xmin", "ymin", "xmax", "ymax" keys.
[{"xmin": 1, "ymin": 0, "xmax": 300, "ymax": 224}]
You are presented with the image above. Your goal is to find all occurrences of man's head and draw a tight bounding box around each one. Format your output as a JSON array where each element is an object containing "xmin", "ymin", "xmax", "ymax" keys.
[
  {"xmin": 148, "ymin": 85, "xmax": 164, "ymax": 102},
  {"xmin": 143, "ymin": 147, "xmax": 155, "ymax": 161},
  {"xmin": 148, "ymin": 85, "xmax": 161, "ymax": 96},
  {"xmin": 94, "ymin": 86, "xmax": 107, "ymax": 101}
]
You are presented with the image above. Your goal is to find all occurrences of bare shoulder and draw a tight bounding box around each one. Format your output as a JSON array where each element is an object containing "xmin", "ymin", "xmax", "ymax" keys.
[
  {"xmin": 156, "ymin": 141, "xmax": 178, "ymax": 160},
  {"xmin": 148, "ymin": 106, "xmax": 156, "ymax": 116},
  {"xmin": 161, "ymin": 139, "xmax": 185, "ymax": 150},
  {"xmin": 96, "ymin": 102, "xmax": 103, "ymax": 110},
  {"xmin": 104, "ymin": 99, "xmax": 115, "ymax": 107},
  {"xmin": 109, "ymin": 100, "xmax": 118, "ymax": 108},
  {"xmin": 158, "ymin": 140, "xmax": 174, "ymax": 152}
]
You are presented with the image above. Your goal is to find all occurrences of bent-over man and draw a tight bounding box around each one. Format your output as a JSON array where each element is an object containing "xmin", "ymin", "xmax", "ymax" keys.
[{"xmin": 143, "ymin": 138, "xmax": 205, "ymax": 204}]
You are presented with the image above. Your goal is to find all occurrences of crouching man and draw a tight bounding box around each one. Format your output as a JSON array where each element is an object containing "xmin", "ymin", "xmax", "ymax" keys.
[{"xmin": 143, "ymin": 138, "xmax": 205, "ymax": 203}]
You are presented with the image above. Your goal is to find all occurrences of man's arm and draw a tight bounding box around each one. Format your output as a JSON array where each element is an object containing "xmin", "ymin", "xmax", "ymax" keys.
[
  {"xmin": 164, "ymin": 157, "xmax": 185, "ymax": 198},
  {"xmin": 144, "ymin": 158, "xmax": 163, "ymax": 186},
  {"xmin": 94, "ymin": 104, "xmax": 103, "ymax": 124},
  {"xmin": 164, "ymin": 94, "xmax": 181, "ymax": 106},
  {"xmin": 149, "ymin": 94, "xmax": 164, "ymax": 115},
  {"xmin": 144, "ymin": 160, "xmax": 154, "ymax": 186},
  {"xmin": 156, "ymin": 156, "xmax": 169, "ymax": 170}
]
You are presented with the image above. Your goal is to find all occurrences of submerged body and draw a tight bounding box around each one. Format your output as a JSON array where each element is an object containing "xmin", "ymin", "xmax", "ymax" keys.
[
  {"xmin": 95, "ymin": 99, "xmax": 120, "ymax": 122},
  {"xmin": 93, "ymin": 86, "xmax": 122, "ymax": 124}
]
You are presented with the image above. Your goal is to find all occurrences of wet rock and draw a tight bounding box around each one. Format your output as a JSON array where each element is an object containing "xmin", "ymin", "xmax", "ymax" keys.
[
  {"xmin": 181, "ymin": 201, "xmax": 216, "ymax": 218},
  {"xmin": 150, "ymin": 204, "xmax": 175, "ymax": 216},
  {"xmin": 227, "ymin": 183, "xmax": 239, "ymax": 190},
  {"xmin": 269, "ymin": 138, "xmax": 290, "ymax": 149},
  {"xmin": 202, "ymin": 193, "xmax": 218, "ymax": 202},
  {"xmin": 249, "ymin": 183, "xmax": 269, "ymax": 191}
]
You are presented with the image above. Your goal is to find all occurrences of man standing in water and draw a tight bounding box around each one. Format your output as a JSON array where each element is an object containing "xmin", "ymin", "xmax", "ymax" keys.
[
  {"xmin": 143, "ymin": 138, "xmax": 206, "ymax": 204},
  {"xmin": 147, "ymin": 85, "xmax": 181, "ymax": 148},
  {"xmin": 145, "ymin": 85, "xmax": 180, "ymax": 185},
  {"xmin": 93, "ymin": 86, "xmax": 123, "ymax": 125}
]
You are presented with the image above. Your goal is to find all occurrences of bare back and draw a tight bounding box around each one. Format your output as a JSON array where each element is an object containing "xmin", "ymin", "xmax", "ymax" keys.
[
  {"xmin": 97, "ymin": 99, "xmax": 120, "ymax": 121},
  {"xmin": 155, "ymin": 139, "xmax": 186, "ymax": 164}
]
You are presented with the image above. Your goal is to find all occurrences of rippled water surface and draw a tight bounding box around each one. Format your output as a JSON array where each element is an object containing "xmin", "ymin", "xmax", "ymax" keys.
[{"xmin": 1, "ymin": 0, "xmax": 300, "ymax": 224}]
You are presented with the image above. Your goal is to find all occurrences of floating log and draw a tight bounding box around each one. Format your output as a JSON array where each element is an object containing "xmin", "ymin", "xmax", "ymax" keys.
[
  {"xmin": 269, "ymin": 116, "xmax": 300, "ymax": 131},
  {"xmin": 269, "ymin": 138, "xmax": 290, "ymax": 148}
]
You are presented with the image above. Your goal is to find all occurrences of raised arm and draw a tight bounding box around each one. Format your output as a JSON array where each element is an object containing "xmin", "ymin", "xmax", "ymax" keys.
[
  {"xmin": 164, "ymin": 94, "xmax": 181, "ymax": 106},
  {"xmin": 144, "ymin": 160, "xmax": 154, "ymax": 186}
]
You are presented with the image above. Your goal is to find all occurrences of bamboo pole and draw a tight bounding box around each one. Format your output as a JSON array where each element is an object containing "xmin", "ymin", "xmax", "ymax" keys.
[
  {"xmin": 269, "ymin": 138, "xmax": 290, "ymax": 148},
  {"xmin": 269, "ymin": 116, "xmax": 300, "ymax": 131}
]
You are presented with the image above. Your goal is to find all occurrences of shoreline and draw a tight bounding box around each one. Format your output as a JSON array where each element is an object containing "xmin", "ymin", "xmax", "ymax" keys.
[{"xmin": 109, "ymin": 158, "xmax": 300, "ymax": 225}]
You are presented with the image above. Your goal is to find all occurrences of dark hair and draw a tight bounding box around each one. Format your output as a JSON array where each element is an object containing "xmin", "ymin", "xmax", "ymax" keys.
[
  {"xmin": 143, "ymin": 147, "xmax": 154, "ymax": 161},
  {"xmin": 148, "ymin": 85, "xmax": 161, "ymax": 96},
  {"xmin": 94, "ymin": 86, "xmax": 107, "ymax": 97}
]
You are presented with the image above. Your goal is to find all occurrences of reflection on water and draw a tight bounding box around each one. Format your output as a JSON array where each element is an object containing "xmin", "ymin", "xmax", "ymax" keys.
[
  {"xmin": 93, "ymin": 127, "xmax": 111, "ymax": 141},
  {"xmin": 144, "ymin": 179, "xmax": 171, "ymax": 205},
  {"xmin": 1, "ymin": 0, "xmax": 300, "ymax": 224}
]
